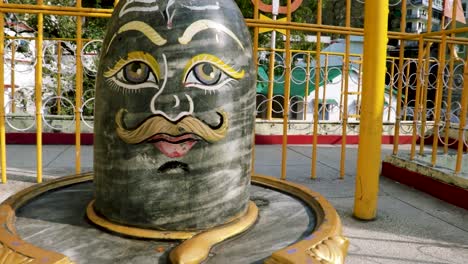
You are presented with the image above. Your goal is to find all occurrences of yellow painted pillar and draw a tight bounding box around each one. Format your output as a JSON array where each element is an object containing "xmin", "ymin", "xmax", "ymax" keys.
[
  {"xmin": 353, "ymin": 0, "xmax": 388, "ymax": 220},
  {"xmin": 280, "ymin": 0, "xmax": 292, "ymax": 180},
  {"xmin": 75, "ymin": 1, "xmax": 83, "ymax": 174},
  {"xmin": 35, "ymin": 0, "xmax": 44, "ymax": 183},
  {"xmin": 0, "ymin": 12, "xmax": 6, "ymax": 184}
]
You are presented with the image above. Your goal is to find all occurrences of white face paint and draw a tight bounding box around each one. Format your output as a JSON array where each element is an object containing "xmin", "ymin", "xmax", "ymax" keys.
[{"xmin": 119, "ymin": 0, "xmax": 160, "ymax": 18}]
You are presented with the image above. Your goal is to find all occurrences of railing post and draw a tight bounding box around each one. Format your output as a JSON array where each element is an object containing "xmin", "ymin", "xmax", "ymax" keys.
[
  {"xmin": 0, "ymin": 10, "xmax": 6, "ymax": 184},
  {"xmin": 75, "ymin": 0, "xmax": 83, "ymax": 174},
  {"xmin": 35, "ymin": 0, "xmax": 44, "ymax": 183},
  {"xmin": 353, "ymin": 0, "xmax": 389, "ymax": 220}
]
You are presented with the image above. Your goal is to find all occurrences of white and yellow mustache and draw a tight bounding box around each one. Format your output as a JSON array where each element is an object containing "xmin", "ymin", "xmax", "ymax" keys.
[{"xmin": 115, "ymin": 109, "xmax": 228, "ymax": 144}]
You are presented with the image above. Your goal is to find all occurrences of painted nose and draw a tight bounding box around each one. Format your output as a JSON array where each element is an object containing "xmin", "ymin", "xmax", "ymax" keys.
[{"xmin": 150, "ymin": 93, "xmax": 194, "ymax": 122}]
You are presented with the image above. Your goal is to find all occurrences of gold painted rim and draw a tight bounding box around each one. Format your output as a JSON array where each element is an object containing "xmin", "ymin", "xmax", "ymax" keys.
[
  {"xmin": 0, "ymin": 172, "xmax": 92, "ymax": 264},
  {"xmin": 0, "ymin": 173, "xmax": 348, "ymax": 264},
  {"xmin": 86, "ymin": 200, "xmax": 198, "ymax": 240},
  {"xmin": 253, "ymin": 174, "xmax": 349, "ymax": 264},
  {"xmin": 169, "ymin": 201, "xmax": 259, "ymax": 264}
]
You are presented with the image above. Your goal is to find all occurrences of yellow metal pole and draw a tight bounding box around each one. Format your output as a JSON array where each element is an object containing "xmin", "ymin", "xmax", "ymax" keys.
[
  {"xmin": 0, "ymin": 12, "xmax": 7, "ymax": 184},
  {"xmin": 410, "ymin": 37, "xmax": 425, "ymax": 160},
  {"xmin": 356, "ymin": 61, "xmax": 362, "ymax": 115},
  {"xmin": 75, "ymin": 0, "xmax": 83, "ymax": 174},
  {"xmin": 419, "ymin": 1, "xmax": 434, "ymax": 155},
  {"xmin": 57, "ymin": 41, "xmax": 62, "ymax": 114},
  {"xmin": 266, "ymin": 32, "xmax": 276, "ymax": 120},
  {"xmin": 393, "ymin": 0, "xmax": 407, "ymax": 154},
  {"xmin": 353, "ymin": 0, "xmax": 388, "ymax": 220},
  {"xmin": 321, "ymin": 56, "xmax": 328, "ymax": 120},
  {"xmin": 403, "ymin": 59, "xmax": 411, "ymax": 121},
  {"xmin": 418, "ymin": 47, "xmax": 432, "ymax": 155},
  {"xmin": 280, "ymin": 0, "xmax": 292, "ymax": 181},
  {"xmin": 387, "ymin": 59, "xmax": 395, "ymax": 121},
  {"xmin": 35, "ymin": 2, "xmax": 44, "ymax": 183},
  {"xmin": 443, "ymin": 49, "xmax": 455, "ymax": 153},
  {"xmin": 444, "ymin": 0, "xmax": 460, "ymax": 153},
  {"xmin": 10, "ymin": 42, "xmax": 16, "ymax": 113},
  {"xmin": 303, "ymin": 52, "xmax": 311, "ymax": 119},
  {"xmin": 251, "ymin": 0, "xmax": 260, "ymax": 175},
  {"xmin": 340, "ymin": 0, "xmax": 351, "ymax": 179},
  {"xmin": 431, "ymin": 34, "xmax": 447, "ymax": 166},
  {"xmin": 455, "ymin": 55, "xmax": 468, "ymax": 173},
  {"xmin": 311, "ymin": 0, "xmax": 322, "ymax": 179}
]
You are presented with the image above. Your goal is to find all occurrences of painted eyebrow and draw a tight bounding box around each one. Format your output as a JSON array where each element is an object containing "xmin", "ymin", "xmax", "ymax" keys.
[
  {"xmin": 107, "ymin": 21, "xmax": 167, "ymax": 54},
  {"xmin": 178, "ymin": 19, "xmax": 244, "ymax": 50}
]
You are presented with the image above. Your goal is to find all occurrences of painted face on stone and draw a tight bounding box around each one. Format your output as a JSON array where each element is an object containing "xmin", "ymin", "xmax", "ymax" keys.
[
  {"xmin": 101, "ymin": 0, "xmax": 249, "ymax": 166},
  {"xmin": 93, "ymin": 0, "xmax": 256, "ymax": 230}
]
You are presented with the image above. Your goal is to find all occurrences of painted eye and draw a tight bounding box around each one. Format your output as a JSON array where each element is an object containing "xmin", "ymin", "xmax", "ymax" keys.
[
  {"xmin": 123, "ymin": 62, "xmax": 150, "ymax": 84},
  {"xmin": 183, "ymin": 54, "xmax": 245, "ymax": 92},
  {"xmin": 193, "ymin": 63, "xmax": 222, "ymax": 85},
  {"xmin": 104, "ymin": 51, "xmax": 161, "ymax": 92},
  {"xmin": 110, "ymin": 60, "xmax": 159, "ymax": 90}
]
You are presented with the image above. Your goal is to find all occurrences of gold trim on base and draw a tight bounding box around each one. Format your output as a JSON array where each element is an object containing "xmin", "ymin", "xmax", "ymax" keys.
[
  {"xmin": 169, "ymin": 201, "xmax": 259, "ymax": 264},
  {"xmin": 0, "ymin": 173, "xmax": 92, "ymax": 264},
  {"xmin": 253, "ymin": 174, "xmax": 349, "ymax": 264},
  {"xmin": 0, "ymin": 173, "xmax": 348, "ymax": 264},
  {"xmin": 86, "ymin": 200, "xmax": 198, "ymax": 240}
]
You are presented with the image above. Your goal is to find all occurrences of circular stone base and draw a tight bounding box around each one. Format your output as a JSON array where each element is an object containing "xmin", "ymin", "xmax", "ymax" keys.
[{"xmin": 0, "ymin": 174, "xmax": 348, "ymax": 264}]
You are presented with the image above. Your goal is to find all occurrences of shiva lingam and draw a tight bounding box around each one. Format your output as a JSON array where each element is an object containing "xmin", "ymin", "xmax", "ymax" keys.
[
  {"xmin": 89, "ymin": 0, "xmax": 258, "ymax": 261},
  {"xmin": 0, "ymin": 1, "xmax": 348, "ymax": 263}
]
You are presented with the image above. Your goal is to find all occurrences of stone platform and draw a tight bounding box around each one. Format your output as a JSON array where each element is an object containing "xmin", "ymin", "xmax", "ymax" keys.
[{"xmin": 6, "ymin": 176, "xmax": 325, "ymax": 263}]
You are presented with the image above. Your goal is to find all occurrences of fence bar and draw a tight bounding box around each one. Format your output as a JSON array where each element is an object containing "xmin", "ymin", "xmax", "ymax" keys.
[
  {"xmin": 0, "ymin": 8, "xmax": 111, "ymax": 18},
  {"xmin": 57, "ymin": 41, "xmax": 62, "ymax": 113},
  {"xmin": 410, "ymin": 37, "xmax": 425, "ymax": 160},
  {"xmin": 35, "ymin": 1, "xmax": 44, "ymax": 183},
  {"xmin": 320, "ymin": 56, "xmax": 328, "ymax": 121},
  {"xmin": 311, "ymin": 0, "xmax": 323, "ymax": 179},
  {"xmin": 444, "ymin": 1, "xmax": 461, "ymax": 153},
  {"xmin": 0, "ymin": 12, "xmax": 6, "ymax": 184},
  {"xmin": 251, "ymin": 0, "xmax": 260, "ymax": 175},
  {"xmin": 393, "ymin": 0, "xmax": 407, "ymax": 154},
  {"xmin": 75, "ymin": 0, "xmax": 83, "ymax": 174},
  {"xmin": 455, "ymin": 55, "xmax": 468, "ymax": 173},
  {"xmin": 431, "ymin": 34, "xmax": 447, "ymax": 166},
  {"xmin": 340, "ymin": 0, "xmax": 352, "ymax": 179},
  {"xmin": 419, "ymin": 45, "xmax": 432, "ymax": 155},
  {"xmin": 0, "ymin": 3, "xmax": 112, "ymax": 13},
  {"xmin": 280, "ymin": 0, "xmax": 292, "ymax": 181},
  {"xmin": 354, "ymin": 0, "xmax": 388, "ymax": 220},
  {"xmin": 303, "ymin": 52, "xmax": 311, "ymax": 120},
  {"xmin": 266, "ymin": 35, "xmax": 275, "ymax": 120},
  {"xmin": 10, "ymin": 42, "xmax": 16, "ymax": 113}
]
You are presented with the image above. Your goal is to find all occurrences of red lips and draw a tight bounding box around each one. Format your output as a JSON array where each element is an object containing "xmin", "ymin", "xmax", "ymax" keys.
[{"xmin": 149, "ymin": 134, "xmax": 198, "ymax": 158}]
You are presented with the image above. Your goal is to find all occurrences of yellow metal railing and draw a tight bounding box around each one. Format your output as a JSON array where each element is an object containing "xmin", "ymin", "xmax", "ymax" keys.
[
  {"xmin": 0, "ymin": 1, "xmax": 113, "ymax": 184},
  {"xmin": 0, "ymin": 0, "xmax": 467, "ymax": 219}
]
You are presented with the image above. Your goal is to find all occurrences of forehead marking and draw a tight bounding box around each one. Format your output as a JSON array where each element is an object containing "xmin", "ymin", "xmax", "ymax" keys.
[
  {"xmin": 107, "ymin": 21, "xmax": 167, "ymax": 54},
  {"xmin": 178, "ymin": 20, "xmax": 244, "ymax": 51},
  {"xmin": 120, "ymin": 0, "xmax": 160, "ymax": 18},
  {"xmin": 118, "ymin": 21, "xmax": 167, "ymax": 46}
]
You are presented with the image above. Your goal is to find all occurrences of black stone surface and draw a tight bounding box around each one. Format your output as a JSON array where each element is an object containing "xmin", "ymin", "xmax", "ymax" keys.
[
  {"xmin": 93, "ymin": 0, "xmax": 256, "ymax": 230},
  {"xmin": 15, "ymin": 182, "xmax": 316, "ymax": 264}
]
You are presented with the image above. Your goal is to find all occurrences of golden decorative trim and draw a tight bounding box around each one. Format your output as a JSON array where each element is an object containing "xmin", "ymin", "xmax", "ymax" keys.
[
  {"xmin": 169, "ymin": 201, "xmax": 258, "ymax": 264},
  {"xmin": 253, "ymin": 174, "xmax": 349, "ymax": 264},
  {"xmin": 86, "ymin": 200, "xmax": 198, "ymax": 240},
  {"xmin": 0, "ymin": 173, "xmax": 91, "ymax": 264},
  {"xmin": 0, "ymin": 241, "xmax": 33, "ymax": 264},
  {"xmin": 1, "ymin": 172, "xmax": 348, "ymax": 264},
  {"xmin": 306, "ymin": 236, "xmax": 349, "ymax": 264}
]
